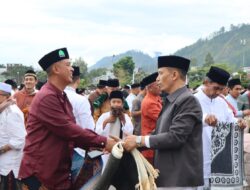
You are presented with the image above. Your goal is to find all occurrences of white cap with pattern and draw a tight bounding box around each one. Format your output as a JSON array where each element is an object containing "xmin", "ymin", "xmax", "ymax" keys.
[{"xmin": 0, "ymin": 82, "xmax": 12, "ymax": 93}]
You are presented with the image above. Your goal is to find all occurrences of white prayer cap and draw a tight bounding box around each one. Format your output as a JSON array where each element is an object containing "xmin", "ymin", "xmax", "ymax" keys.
[{"xmin": 0, "ymin": 82, "xmax": 12, "ymax": 94}]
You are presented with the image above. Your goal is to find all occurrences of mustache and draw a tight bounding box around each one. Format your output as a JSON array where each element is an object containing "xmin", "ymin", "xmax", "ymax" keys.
[{"xmin": 110, "ymin": 107, "xmax": 124, "ymax": 117}]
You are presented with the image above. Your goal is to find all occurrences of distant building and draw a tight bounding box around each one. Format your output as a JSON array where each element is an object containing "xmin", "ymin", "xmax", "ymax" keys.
[
  {"xmin": 6, "ymin": 63, "xmax": 23, "ymax": 72},
  {"xmin": 0, "ymin": 68, "xmax": 7, "ymax": 74},
  {"xmin": 0, "ymin": 67, "xmax": 7, "ymax": 82},
  {"xmin": 243, "ymin": 67, "xmax": 250, "ymax": 73}
]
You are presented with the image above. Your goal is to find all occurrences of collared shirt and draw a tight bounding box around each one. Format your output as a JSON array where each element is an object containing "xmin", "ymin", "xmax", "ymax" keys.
[
  {"xmin": 141, "ymin": 92, "xmax": 162, "ymax": 160},
  {"xmin": 0, "ymin": 104, "xmax": 26, "ymax": 177},
  {"xmin": 95, "ymin": 111, "xmax": 133, "ymax": 172},
  {"xmin": 19, "ymin": 82, "xmax": 107, "ymax": 190},
  {"xmin": 195, "ymin": 90, "xmax": 236, "ymax": 179},
  {"xmin": 95, "ymin": 111, "xmax": 134, "ymax": 138},
  {"xmin": 14, "ymin": 88, "xmax": 37, "ymax": 125},
  {"xmin": 225, "ymin": 94, "xmax": 243, "ymax": 117},
  {"xmin": 131, "ymin": 94, "xmax": 145, "ymax": 135},
  {"xmin": 147, "ymin": 86, "xmax": 204, "ymax": 187},
  {"xmin": 126, "ymin": 93, "xmax": 137, "ymax": 112},
  {"xmin": 64, "ymin": 86, "xmax": 95, "ymax": 157},
  {"xmin": 238, "ymin": 91, "xmax": 250, "ymax": 111},
  {"xmin": 141, "ymin": 92, "xmax": 162, "ymax": 136},
  {"xmin": 13, "ymin": 88, "xmax": 37, "ymax": 111}
]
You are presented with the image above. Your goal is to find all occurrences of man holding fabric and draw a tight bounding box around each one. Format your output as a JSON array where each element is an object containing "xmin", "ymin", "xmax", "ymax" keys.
[
  {"xmin": 194, "ymin": 66, "xmax": 246, "ymax": 189},
  {"xmin": 18, "ymin": 48, "xmax": 116, "ymax": 190},
  {"xmin": 124, "ymin": 55, "xmax": 204, "ymax": 189}
]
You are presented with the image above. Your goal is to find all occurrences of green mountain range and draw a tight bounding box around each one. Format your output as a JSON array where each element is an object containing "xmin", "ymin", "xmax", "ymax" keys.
[
  {"xmin": 175, "ymin": 24, "xmax": 250, "ymax": 68},
  {"xmin": 90, "ymin": 23, "xmax": 250, "ymax": 72},
  {"xmin": 89, "ymin": 50, "xmax": 157, "ymax": 73}
]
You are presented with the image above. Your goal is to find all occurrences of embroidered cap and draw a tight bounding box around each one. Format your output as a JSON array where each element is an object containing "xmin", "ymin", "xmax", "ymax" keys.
[
  {"xmin": 24, "ymin": 70, "xmax": 37, "ymax": 79},
  {"xmin": 38, "ymin": 48, "xmax": 69, "ymax": 71}
]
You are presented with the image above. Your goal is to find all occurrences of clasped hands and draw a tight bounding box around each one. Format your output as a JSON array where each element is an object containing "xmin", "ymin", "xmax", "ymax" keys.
[{"xmin": 104, "ymin": 134, "xmax": 140, "ymax": 153}]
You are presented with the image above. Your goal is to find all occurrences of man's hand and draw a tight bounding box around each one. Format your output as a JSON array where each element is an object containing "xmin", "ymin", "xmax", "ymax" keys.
[
  {"xmin": 205, "ymin": 114, "xmax": 218, "ymax": 127},
  {"xmin": 123, "ymin": 135, "xmax": 137, "ymax": 152},
  {"xmin": 243, "ymin": 109, "xmax": 250, "ymax": 116},
  {"xmin": 238, "ymin": 118, "xmax": 247, "ymax": 129},
  {"xmin": 104, "ymin": 136, "xmax": 119, "ymax": 153},
  {"xmin": 103, "ymin": 115, "xmax": 117, "ymax": 129}
]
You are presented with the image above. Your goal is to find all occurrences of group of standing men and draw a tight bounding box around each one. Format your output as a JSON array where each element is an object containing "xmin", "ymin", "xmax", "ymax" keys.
[{"xmin": 0, "ymin": 47, "xmax": 248, "ymax": 190}]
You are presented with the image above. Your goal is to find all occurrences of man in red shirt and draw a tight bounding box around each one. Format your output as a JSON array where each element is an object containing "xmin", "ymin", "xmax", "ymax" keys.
[
  {"xmin": 14, "ymin": 69, "xmax": 38, "ymax": 126},
  {"xmin": 141, "ymin": 72, "xmax": 162, "ymax": 164},
  {"xmin": 18, "ymin": 48, "xmax": 116, "ymax": 190}
]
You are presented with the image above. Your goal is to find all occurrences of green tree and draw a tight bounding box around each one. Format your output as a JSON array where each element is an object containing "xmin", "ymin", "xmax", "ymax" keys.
[
  {"xmin": 72, "ymin": 57, "xmax": 89, "ymax": 86},
  {"xmin": 36, "ymin": 71, "xmax": 47, "ymax": 82},
  {"xmin": 3, "ymin": 64, "xmax": 33, "ymax": 85},
  {"xmin": 72, "ymin": 57, "xmax": 88, "ymax": 78},
  {"xmin": 190, "ymin": 58, "xmax": 198, "ymax": 67},
  {"xmin": 134, "ymin": 70, "xmax": 148, "ymax": 83},
  {"xmin": 0, "ymin": 64, "xmax": 6, "ymax": 68},
  {"xmin": 203, "ymin": 53, "xmax": 214, "ymax": 68},
  {"xmin": 87, "ymin": 68, "xmax": 107, "ymax": 80},
  {"xmin": 113, "ymin": 56, "xmax": 135, "ymax": 85}
]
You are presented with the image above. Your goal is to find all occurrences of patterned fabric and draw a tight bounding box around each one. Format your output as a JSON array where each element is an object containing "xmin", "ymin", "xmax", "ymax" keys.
[
  {"xmin": 211, "ymin": 122, "xmax": 244, "ymax": 189},
  {"xmin": 73, "ymin": 155, "xmax": 103, "ymax": 190}
]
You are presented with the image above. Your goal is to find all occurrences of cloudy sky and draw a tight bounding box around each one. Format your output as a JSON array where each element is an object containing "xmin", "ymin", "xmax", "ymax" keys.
[{"xmin": 0, "ymin": 0, "xmax": 249, "ymax": 68}]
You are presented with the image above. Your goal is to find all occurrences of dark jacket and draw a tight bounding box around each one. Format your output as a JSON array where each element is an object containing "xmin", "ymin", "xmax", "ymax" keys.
[{"xmin": 150, "ymin": 86, "xmax": 204, "ymax": 187}]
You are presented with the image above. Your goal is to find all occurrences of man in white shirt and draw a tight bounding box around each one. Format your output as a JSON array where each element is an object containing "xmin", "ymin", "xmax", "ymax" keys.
[
  {"xmin": 194, "ymin": 66, "xmax": 246, "ymax": 189},
  {"xmin": 64, "ymin": 66, "xmax": 95, "ymax": 181},
  {"xmin": 95, "ymin": 90, "xmax": 133, "ymax": 170},
  {"xmin": 226, "ymin": 78, "xmax": 250, "ymax": 118},
  {"xmin": 126, "ymin": 83, "xmax": 140, "ymax": 111},
  {"xmin": 0, "ymin": 82, "xmax": 26, "ymax": 189}
]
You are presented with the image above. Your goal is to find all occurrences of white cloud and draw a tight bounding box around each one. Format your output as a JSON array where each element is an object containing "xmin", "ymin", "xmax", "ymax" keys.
[{"xmin": 0, "ymin": 0, "xmax": 250, "ymax": 67}]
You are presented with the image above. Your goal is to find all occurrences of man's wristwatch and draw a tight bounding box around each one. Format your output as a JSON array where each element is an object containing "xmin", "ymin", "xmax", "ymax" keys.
[{"xmin": 136, "ymin": 136, "xmax": 142, "ymax": 147}]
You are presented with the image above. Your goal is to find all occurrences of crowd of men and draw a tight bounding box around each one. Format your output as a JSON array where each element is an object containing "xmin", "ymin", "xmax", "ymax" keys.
[{"xmin": 1, "ymin": 47, "xmax": 250, "ymax": 190}]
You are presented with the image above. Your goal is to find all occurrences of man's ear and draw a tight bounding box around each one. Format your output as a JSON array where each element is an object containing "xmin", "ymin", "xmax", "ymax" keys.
[
  {"xmin": 171, "ymin": 69, "xmax": 179, "ymax": 81},
  {"xmin": 52, "ymin": 62, "xmax": 60, "ymax": 74},
  {"xmin": 203, "ymin": 80, "xmax": 209, "ymax": 86}
]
